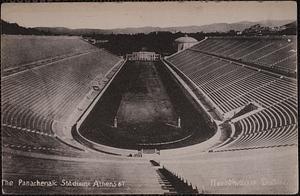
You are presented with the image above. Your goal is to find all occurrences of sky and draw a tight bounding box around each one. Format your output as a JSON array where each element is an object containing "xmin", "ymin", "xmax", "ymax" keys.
[{"xmin": 1, "ymin": 1, "xmax": 297, "ymax": 29}]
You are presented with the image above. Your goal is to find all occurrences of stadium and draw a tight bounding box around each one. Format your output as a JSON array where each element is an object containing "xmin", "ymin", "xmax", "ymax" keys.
[{"xmin": 1, "ymin": 2, "xmax": 298, "ymax": 195}]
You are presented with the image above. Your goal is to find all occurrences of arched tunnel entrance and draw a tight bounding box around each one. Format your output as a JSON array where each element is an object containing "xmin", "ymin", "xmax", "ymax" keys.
[{"xmin": 78, "ymin": 60, "xmax": 216, "ymax": 150}]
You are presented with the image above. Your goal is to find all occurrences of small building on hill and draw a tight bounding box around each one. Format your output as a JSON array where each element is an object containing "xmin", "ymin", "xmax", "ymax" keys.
[{"xmin": 174, "ymin": 35, "xmax": 198, "ymax": 51}]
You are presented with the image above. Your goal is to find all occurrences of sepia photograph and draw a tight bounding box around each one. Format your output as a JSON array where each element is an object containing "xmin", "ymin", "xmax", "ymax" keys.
[{"xmin": 1, "ymin": 1, "xmax": 298, "ymax": 194}]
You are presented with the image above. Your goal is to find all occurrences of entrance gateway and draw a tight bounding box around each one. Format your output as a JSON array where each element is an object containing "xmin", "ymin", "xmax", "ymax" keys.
[{"xmin": 126, "ymin": 51, "xmax": 160, "ymax": 61}]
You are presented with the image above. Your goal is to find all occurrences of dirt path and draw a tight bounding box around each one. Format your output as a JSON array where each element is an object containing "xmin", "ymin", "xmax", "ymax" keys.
[{"xmin": 117, "ymin": 61, "xmax": 177, "ymax": 125}]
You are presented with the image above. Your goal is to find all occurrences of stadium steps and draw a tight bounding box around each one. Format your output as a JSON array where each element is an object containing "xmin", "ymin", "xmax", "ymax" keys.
[
  {"xmin": 165, "ymin": 38, "xmax": 297, "ymax": 150},
  {"xmin": 151, "ymin": 160, "xmax": 198, "ymax": 194},
  {"xmin": 156, "ymin": 170, "xmax": 177, "ymax": 194},
  {"xmin": 3, "ymin": 49, "xmax": 97, "ymax": 77}
]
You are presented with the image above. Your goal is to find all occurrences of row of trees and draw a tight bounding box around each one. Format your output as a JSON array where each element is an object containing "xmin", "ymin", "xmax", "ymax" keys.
[
  {"xmin": 89, "ymin": 31, "xmax": 245, "ymax": 56},
  {"xmin": 91, "ymin": 32, "xmax": 206, "ymax": 56}
]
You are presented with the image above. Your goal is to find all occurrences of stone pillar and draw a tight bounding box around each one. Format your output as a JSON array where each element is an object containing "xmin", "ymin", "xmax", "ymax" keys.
[
  {"xmin": 114, "ymin": 117, "xmax": 117, "ymax": 128},
  {"xmin": 177, "ymin": 117, "xmax": 181, "ymax": 128}
]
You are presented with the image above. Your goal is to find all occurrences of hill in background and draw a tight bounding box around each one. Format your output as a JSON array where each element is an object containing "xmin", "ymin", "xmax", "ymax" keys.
[
  {"xmin": 3, "ymin": 19, "xmax": 294, "ymax": 35},
  {"xmin": 1, "ymin": 20, "xmax": 52, "ymax": 35}
]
